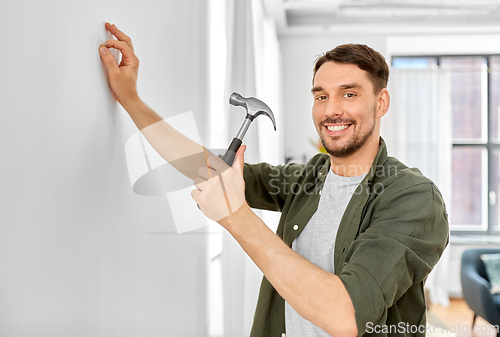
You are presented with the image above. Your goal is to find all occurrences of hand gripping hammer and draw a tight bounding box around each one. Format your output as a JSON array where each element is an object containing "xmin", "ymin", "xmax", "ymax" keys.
[{"xmin": 221, "ymin": 92, "xmax": 277, "ymax": 165}]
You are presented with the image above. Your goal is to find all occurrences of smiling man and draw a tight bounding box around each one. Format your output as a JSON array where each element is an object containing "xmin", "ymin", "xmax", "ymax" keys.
[
  {"xmin": 99, "ymin": 24, "xmax": 449, "ymax": 337},
  {"xmin": 239, "ymin": 45, "xmax": 449, "ymax": 337}
]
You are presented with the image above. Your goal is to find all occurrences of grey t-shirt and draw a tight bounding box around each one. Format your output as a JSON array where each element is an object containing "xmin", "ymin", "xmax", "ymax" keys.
[{"xmin": 285, "ymin": 169, "xmax": 367, "ymax": 336}]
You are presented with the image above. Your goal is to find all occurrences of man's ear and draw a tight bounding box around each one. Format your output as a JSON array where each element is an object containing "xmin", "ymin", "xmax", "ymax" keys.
[{"xmin": 376, "ymin": 88, "xmax": 390, "ymax": 119}]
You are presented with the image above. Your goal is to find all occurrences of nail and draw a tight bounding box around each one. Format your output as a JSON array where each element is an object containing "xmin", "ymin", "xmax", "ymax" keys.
[{"xmin": 99, "ymin": 46, "xmax": 108, "ymax": 55}]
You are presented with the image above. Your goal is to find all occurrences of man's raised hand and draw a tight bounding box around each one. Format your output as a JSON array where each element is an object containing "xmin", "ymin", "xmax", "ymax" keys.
[{"xmin": 99, "ymin": 22, "xmax": 140, "ymax": 107}]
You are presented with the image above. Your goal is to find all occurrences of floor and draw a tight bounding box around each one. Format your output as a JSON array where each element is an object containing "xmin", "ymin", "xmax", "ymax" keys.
[{"xmin": 430, "ymin": 298, "xmax": 498, "ymax": 337}]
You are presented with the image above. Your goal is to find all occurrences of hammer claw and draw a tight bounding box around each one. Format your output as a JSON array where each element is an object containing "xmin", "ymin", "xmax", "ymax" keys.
[{"xmin": 223, "ymin": 92, "xmax": 276, "ymax": 163}]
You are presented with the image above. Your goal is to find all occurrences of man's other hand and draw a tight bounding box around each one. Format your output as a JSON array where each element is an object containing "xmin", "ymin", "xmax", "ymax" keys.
[{"xmin": 191, "ymin": 145, "xmax": 248, "ymax": 223}]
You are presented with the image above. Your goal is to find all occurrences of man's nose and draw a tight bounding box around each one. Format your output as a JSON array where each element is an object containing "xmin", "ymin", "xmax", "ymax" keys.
[{"xmin": 324, "ymin": 97, "xmax": 343, "ymax": 118}]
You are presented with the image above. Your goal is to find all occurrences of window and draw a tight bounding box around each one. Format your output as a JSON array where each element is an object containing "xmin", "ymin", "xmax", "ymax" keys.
[{"xmin": 392, "ymin": 55, "xmax": 500, "ymax": 234}]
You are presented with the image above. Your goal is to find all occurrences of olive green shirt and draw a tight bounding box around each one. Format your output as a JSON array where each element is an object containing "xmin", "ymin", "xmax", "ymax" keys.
[{"xmin": 243, "ymin": 138, "xmax": 449, "ymax": 337}]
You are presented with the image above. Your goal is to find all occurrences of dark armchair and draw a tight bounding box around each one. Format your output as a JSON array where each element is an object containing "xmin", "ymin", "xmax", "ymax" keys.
[{"xmin": 461, "ymin": 248, "xmax": 500, "ymax": 332}]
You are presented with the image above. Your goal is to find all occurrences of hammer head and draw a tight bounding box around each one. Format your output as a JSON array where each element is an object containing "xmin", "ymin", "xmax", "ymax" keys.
[{"xmin": 229, "ymin": 92, "xmax": 276, "ymax": 130}]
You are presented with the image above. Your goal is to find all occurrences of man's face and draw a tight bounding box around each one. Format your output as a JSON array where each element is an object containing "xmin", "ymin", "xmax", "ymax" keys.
[{"xmin": 312, "ymin": 61, "xmax": 381, "ymax": 158}]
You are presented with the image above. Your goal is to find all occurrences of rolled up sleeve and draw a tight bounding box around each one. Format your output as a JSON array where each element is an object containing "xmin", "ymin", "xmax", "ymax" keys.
[
  {"xmin": 338, "ymin": 182, "xmax": 449, "ymax": 336},
  {"xmin": 244, "ymin": 162, "xmax": 304, "ymax": 212}
]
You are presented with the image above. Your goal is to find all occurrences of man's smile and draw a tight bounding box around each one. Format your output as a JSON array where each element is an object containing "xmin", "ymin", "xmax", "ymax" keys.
[{"xmin": 324, "ymin": 123, "xmax": 352, "ymax": 136}]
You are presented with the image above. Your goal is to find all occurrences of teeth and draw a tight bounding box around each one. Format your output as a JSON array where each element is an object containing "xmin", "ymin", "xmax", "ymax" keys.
[{"xmin": 327, "ymin": 125, "xmax": 349, "ymax": 132}]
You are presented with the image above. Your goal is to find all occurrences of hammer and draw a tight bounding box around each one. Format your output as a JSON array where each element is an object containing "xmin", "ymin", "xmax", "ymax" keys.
[{"xmin": 221, "ymin": 92, "xmax": 277, "ymax": 165}]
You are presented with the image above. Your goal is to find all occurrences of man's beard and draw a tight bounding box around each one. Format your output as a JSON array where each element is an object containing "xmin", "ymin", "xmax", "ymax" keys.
[{"xmin": 319, "ymin": 109, "xmax": 377, "ymax": 158}]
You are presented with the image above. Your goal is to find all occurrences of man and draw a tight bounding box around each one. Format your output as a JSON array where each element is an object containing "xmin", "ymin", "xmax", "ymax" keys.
[{"xmin": 99, "ymin": 22, "xmax": 449, "ymax": 337}]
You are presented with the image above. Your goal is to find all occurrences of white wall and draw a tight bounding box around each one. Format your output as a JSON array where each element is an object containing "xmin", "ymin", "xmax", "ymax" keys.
[
  {"xmin": 386, "ymin": 34, "xmax": 500, "ymax": 57},
  {"xmin": 0, "ymin": 1, "xmax": 211, "ymax": 336}
]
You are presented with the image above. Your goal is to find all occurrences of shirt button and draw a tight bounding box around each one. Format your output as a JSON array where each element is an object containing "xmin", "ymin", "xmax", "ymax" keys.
[
  {"xmin": 319, "ymin": 189, "xmax": 322, "ymax": 196},
  {"xmin": 293, "ymin": 225, "xmax": 299, "ymax": 231},
  {"xmin": 282, "ymin": 333, "xmax": 286, "ymax": 337}
]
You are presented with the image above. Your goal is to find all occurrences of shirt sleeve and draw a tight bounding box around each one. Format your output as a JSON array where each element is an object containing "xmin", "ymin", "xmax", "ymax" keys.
[
  {"xmin": 338, "ymin": 181, "xmax": 449, "ymax": 336},
  {"xmin": 243, "ymin": 162, "xmax": 303, "ymax": 212}
]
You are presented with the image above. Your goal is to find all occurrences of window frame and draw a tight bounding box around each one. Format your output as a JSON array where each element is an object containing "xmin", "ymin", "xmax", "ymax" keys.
[{"xmin": 391, "ymin": 54, "xmax": 500, "ymax": 235}]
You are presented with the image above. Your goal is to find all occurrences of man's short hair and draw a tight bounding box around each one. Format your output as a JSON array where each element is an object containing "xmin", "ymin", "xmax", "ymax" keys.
[{"xmin": 313, "ymin": 44, "xmax": 389, "ymax": 94}]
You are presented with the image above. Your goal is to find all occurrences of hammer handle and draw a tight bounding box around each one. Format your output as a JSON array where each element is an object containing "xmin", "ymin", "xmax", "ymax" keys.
[
  {"xmin": 197, "ymin": 138, "xmax": 241, "ymax": 211},
  {"xmin": 222, "ymin": 138, "xmax": 242, "ymax": 166}
]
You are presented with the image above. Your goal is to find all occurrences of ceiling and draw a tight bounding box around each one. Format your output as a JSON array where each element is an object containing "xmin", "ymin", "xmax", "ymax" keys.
[{"xmin": 262, "ymin": 0, "xmax": 500, "ymax": 36}]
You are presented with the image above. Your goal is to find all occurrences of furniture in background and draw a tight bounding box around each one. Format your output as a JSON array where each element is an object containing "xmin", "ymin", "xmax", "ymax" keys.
[
  {"xmin": 461, "ymin": 248, "xmax": 500, "ymax": 334},
  {"xmin": 448, "ymin": 237, "xmax": 500, "ymax": 297}
]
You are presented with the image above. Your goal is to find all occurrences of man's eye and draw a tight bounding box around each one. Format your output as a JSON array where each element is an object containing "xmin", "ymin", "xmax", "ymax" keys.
[
  {"xmin": 316, "ymin": 95, "xmax": 327, "ymax": 101},
  {"xmin": 343, "ymin": 93, "xmax": 355, "ymax": 98}
]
